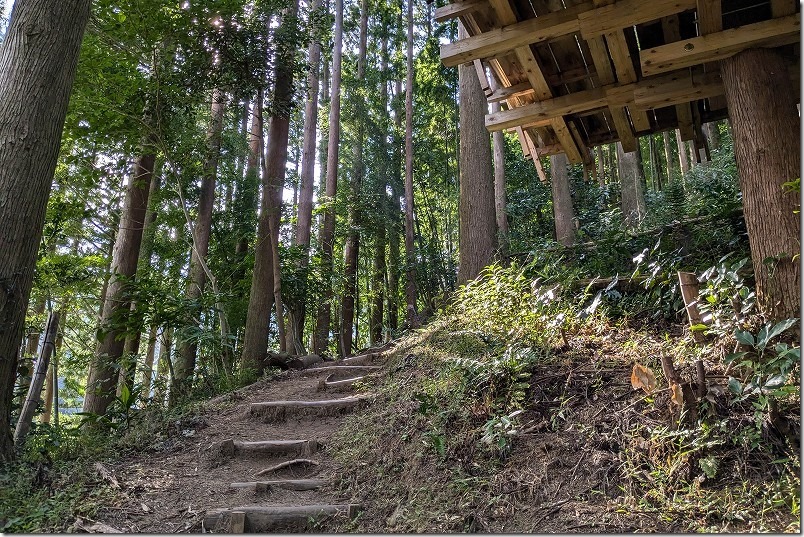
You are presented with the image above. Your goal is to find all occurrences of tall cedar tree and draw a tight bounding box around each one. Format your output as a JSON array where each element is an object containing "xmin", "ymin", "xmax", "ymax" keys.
[
  {"xmin": 340, "ymin": 0, "xmax": 369, "ymax": 357},
  {"xmin": 402, "ymin": 0, "xmax": 420, "ymax": 322},
  {"xmin": 549, "ymin": 153, "xmax": 576, "ymax": 247},
  {"xmin": 314, "ymin": 0, "xmax": 344, "ymax": 355},
  {"xmin": 721, "ymin": 48, "xmax": 800, "ymax": 320}
]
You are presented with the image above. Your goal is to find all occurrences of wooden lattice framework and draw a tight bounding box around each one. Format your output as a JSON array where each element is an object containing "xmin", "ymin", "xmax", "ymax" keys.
[{"xmin": 437, "ymin": 0, "xmax": 801, "ymax": 178}]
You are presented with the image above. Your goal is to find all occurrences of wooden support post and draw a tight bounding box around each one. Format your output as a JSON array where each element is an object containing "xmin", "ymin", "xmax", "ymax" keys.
[
  {"xmin": 230, "ymin": 511, "xmax": 246, "ymax": 533},
  {"xmin": 677, "ymin": 271, "xmax": 706, "ymax": 343}
]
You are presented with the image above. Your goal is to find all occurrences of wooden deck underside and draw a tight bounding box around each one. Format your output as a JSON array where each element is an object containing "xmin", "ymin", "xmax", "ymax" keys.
[{"xmin": 437, "ymin": 0, "xmax": 801, "ymax": 173}]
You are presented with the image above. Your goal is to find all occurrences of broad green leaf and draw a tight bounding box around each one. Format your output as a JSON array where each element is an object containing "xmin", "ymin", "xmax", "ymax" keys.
[
  {"xmin": 765, "ymin": 318, "xmax": 798, "ymax": 343},
  {"xmin": 727, "ymin": 377, "xmax": 743, "ymax": 395},
  {"xmin": 734, "ymin": 330, "xmax": 755, "ymax": 347}
]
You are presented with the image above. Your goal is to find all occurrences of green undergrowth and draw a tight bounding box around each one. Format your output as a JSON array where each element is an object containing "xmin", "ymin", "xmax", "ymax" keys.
[{"xmin": 329, "ymin": 262, "xmax": 800, "ymax": 533}]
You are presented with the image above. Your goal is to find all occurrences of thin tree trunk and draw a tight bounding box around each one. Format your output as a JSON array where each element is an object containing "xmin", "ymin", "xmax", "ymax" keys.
[
  {"xmin": 721, "ymin": 48, "xmax": 800, "ymax": 320},
  {"xmin": 152, "ymin": 327, "xmax": 173, "ymax": 407},
  {"xmin": 617, "ymin": 141, "xmax": 646, "ymax": 229},
  {"xmin": 0, "ymin": 0, "xmax": 90, "ymax": 461},
  {"xmin": 489, "ymin": 94, "xmax": 509, "ymax": 250},
  {"xmin": 289, "ymin": 5, "xmax": 322, "ymax": 354},
  {"xmin": 263, "ymin": 0, "xmax": 302, "ymax": 356},
  {"xmin": 649, "ymin": 134, "xmax": 663, "ymax": 191},
  {"xmin": 340, "ymin": 0, "xmax": 368, "ymax": 357},
  {"xmin": 139, "ymin": 324, "xmax": 158, "ymax": 405},
  {"xmin": 550, "ymin": 153, "xmax": 576, "ymax": 246},
  {"xmin": 703, "ymin": 121, "xmax": 721, "ymax": 152},
  {"xmin": 402, "ymin": 0, "xmax": 419, "ymax": 325},
  {"xmin": 84, "ymin": 142, "xmax": 156, "ymax": 418},
  {"xmin": 675, "ymin": 129, "xmax": 690, "ymax": 176},
  {"xmin": 370, "ymin": 32, "xmax": 390, "ymax": 346},
  {"xmin": 457, "ymin": 23, "xmax": 497, "ymax": 285},
  {"xmin": 174, "ymin": 89, "xmax": 226, "ymax": 399},
  {"xmin": 313, "ymin": 0, "xmax": 344, "ymax": 355},
  {"xmin": 14, "ymin": 311, "xmax": 59, "ymax": 447},
  {"xmin": 663, "ymin": 131, "xmax": 677, "ymax": 181},
  {"xmin": 240, "ymin": 95, "xmax": 276, "ymax": 375},
  {"xmin": 595, "ymin": 145, "xmax": 605, "ymax": 186},
  {"xmin": 16, "ymin": 297, "xmax": 46, "ymax": 412}
]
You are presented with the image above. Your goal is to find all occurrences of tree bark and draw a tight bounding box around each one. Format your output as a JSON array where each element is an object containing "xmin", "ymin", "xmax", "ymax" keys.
[
  {"xmin": 240, "ymin": 96, "xmax": 276, "ymax": 375},
  {"xmin": 313, "ymin": 0, "xmax": 344, "ymax": 355},
  {"xmin": 340, "ymin": 0, "xmax": 369, "ymax": 357},
  {"xmin": 0, "ymin": 0, "xmax": 90, "ymax": 461},
  {"xmin": 403, "ymin": 0, "xmax": 420, "ymax": 325},
  {"xmin": 550, "ymin": 153, "xmax": 576, "ymax": 246},
  {"xmin": 721, "ymin": 48, "xmax": 800, "ymax": 320},
  {"xmin": 617, "ymin": 141, "xmax": 646, "ymax": 229},
  {"xmin": 139, "ymin": 323, "xmax": 158, "ymax": 405},
  {"xmin": 290, "ymin": 0, "xmax": 324, "ymax": 355},
  {"xmin": 457, "ymin": 24, "xmax": 497, "ymax": 285},
  {"xmin": 703, "ymin": 121, "xmax": 721, "ymax": 152},
  {"xmin": 595, "ymin": 145, "xmax": 606, "ymax": 186},
  {"xmin": 40, "ymin": 309, "xmax": 63, "ymax": 424},
  {"xmin": 675, "ymin": 129, "xmax": 690, "ymax": 176},
  {"xmin": 490, "ymin": 100, "xmax": 509, "ymax": 250},
  {"xmin": 663, "ymin": 131, "xmax": 677, "ymax": 181},
  {"xmin": 173, "ymin": 88, "xmax": 226, "ymax": 398},
  {"xmin": 84, "ymin": 146, "xmax": 156, "ymax": 418}
]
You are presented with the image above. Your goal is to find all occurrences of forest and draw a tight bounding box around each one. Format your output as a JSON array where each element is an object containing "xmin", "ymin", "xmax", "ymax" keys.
[{"xmin": 0, "ymin": 0, "xmax": 800, "ymax": 533}]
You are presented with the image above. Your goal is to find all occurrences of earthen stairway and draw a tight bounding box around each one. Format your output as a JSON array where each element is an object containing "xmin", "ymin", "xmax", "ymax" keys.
[{"xmin": 201, "ymin": 351, "xmax": 387, "ymax": 533}]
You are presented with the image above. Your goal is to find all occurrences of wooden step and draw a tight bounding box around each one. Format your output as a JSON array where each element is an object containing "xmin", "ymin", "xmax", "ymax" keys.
[
  {"xmin": 339, "ymin": 352, "xmax": 380, "ymax": 366},
  {"xmin": 204, "ymin": 504, "xmax": 361, "ymax": 532},
  {"xmin": 301, "ymin": 364, "xmax": 382, "ymax": 376},
  {"xmin": 317, "ymin": 373, "xmax": 368, "ymax": 392},
  {"xmin": 229, "ymin": 478, "xmax": 328, "ymax": 492},
  {"xmin": 250, "ymin": 395, "xmax": 373, "ymax": 422},
  {"xmin": 217, "ymin": 439, "xmax": 319, "ymax": 457}
]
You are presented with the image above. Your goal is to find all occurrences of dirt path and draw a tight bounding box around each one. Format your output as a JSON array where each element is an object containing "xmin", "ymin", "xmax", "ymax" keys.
[{"xmin": 83, "ymin": 353, "xmax": 386, "ymax": 533}]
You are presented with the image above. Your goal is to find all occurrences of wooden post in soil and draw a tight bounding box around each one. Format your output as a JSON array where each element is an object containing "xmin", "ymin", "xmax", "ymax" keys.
[
  {"xmin": 14, "ymin": 311, "xmax": 60, "ymax": 447},
  {"xmin": 676, "ymin": 271, "xmax": 708, "ymax": 401}
]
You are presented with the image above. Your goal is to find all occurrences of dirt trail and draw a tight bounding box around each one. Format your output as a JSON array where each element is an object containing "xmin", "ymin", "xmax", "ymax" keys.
[{"xmin": 84, "ymin": 353, "xmax": 386, "ymax": 533}]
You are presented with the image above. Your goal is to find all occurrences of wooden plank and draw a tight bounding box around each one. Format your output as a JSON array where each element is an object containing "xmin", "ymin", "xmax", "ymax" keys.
[
  {"xmin": 677, "ymin": 103, "xmax": 695, "ymax": 141},
  {"xmin": 434, "ymin": 0, "xmax": 484, "ymax": 23},
  {"xmin": 632, "ymin": 70, "xmax": 723, "ymax": 110},
  {"xmin": 661, "ymin": 15, "xmax": 696, "ymax": 139},
  {"xmin": 515, "ymin": 126, "xmax": 532, "ymax": 159},
  {"xmin": 641, "ymin": 14, "xmax": 801, "ymax": 76},
  {"xmin": 696, "ymin": 0, "xmax": 727, "ymax": 110},
  {"xmin": 487, "ymin": 81, "xmax": 533, "ymax": 103},
  {"xmin": 474, "ymin": 59, "xmax": 491, "ymax": 94},
  {"xmin": 604, "ymin": 29, "xmax": 652, "ymax": 132},
  {"xmin": 486, "ymin": 86, "xmax": 611, "ymax": 131},
  {"xmin": 579, "ymin": 0, "xmax": 697, "ymax": 39},
  {"xmin": 609, "ymin": 107, "xmax": 637, "ymax": 151},
  {"xmin": 440, "ymin": 2, "xmax": 594, "ymax": 67},
  {"xmin": 568, "ymin": 120, "xmax": 594, "ymax": 166}
]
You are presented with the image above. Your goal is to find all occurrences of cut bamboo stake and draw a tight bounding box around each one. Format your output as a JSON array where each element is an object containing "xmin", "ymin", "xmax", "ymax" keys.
[{"xmin": 14, "ymin": 311, "xmax": 60, "ymax": 447}]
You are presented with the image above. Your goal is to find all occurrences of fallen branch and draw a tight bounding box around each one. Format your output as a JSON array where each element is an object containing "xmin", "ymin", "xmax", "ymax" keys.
[{"xmin": 255, "ymin": 458, "xmax": 319, "ymax": 477}]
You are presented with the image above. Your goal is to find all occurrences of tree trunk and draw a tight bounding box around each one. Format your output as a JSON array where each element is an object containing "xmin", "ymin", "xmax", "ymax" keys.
[
  {"xmin": 663, "ymin": 131, "xmax": 677, "ymax": 181},
  {"xmin": 14, "ymin": 311, "xmax": 59, "ymax": 447},
  {"xmin": 457, "ymin": 23, "xmax": 497, "ymax": 285},
  {"xmin": 617, "ymin": 141, "xmax": 646, "ymax": 229},
  {"xmin": 84, "ymin": 138, "xmax": 156, "ymax": 418},
  {"xmin": 174, "ymin": 89, "xmax": 226, "ymax": 399},
  {"xmin": 290, "ymin": 0, "xmax": 323, "ymax": 355},
  {"xmin": 490, "ymin": 100, "xmax": 509, "ymax": 250},
  {"xmin": 240, "ymin": 95, "xmax": 276, "ymax": 375},
  {"xmin": 340, "ymin": 0, "xmax": 368, "ymax": 357},
  {"xmin": 40, "ymin": 309, "xmax": 63, "ymax": 424},
  {"xmin": 703, "ymin": 121, "xmax": 721, "ymax": 152},
  {"xmin": 139, "ymin": 324, "xmax": 158, "ymax": 405},
  {"xmin": 675, "ymin": 129, "xmax": 689, "ymax": 176},
  {"xmin": 550, "ymin": 153, "xmax": 576, "ymax": 246},
  {"xmin": 313, "ymin": 0, "xmax": 344, "ymax": 355},
  {"xmin": 403, "ymin": 0, "xmax": 420, "ymax": 325},
  {"xmin": 152, "ymin": 327, "xmax": 173, "ymax": 407},
  {"xmin": 370, "ymin": 33, "xmax": 390, "ymax": 347},
  {"xmin": 595, "ymin": 145, "xmax": 606, "ymax": 186},
  {"xmin": 721, "ymin": 48, "xmax": 800, "ymax": 320},
  {"xmin": 16, "ymin": 297, "xmax": 46, "ymax": 412},
  {"xmin": 649, "ymin": 134, "xmax": 663, "ymax": 191},
  {"xmin": 0, "ymin": 0, "xmax": 90, "ymax": 461}
]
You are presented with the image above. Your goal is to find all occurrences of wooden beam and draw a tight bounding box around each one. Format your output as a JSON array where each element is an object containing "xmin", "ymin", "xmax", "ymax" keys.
[
  {"xmin": 579, "ymin": 0, "xmax": 697, "ymax": 39},
  {"xmin": 487, "ymin": 81, "xmax": 533, "ymax": 103},
  {"xmin": 604, "ymin": 29, "xmax": 652, "ymax": 132},
  {"xmin": 661, "ymin": 15, "xmax": 696, "ymax": 140},
  {"xmin": 641, "ymin": 14, "xmax": 801, "ymax": 76},
  {"xmin": 696, "ymin": 0, "xmax": 727, "ymax": 110},
  {"xmin": 440, "ymin": 2, "xmax": 593, "ymax": 67},
  {"xmin": 434, "ymin": 0, "xmax": 483, "ymax": 23},
  {"xmin": 486, "ymin": 86, "xmax": 611, "ymax": 131},
  {"xmin": 474, "ymin": 59, "xmax": 491, "ymax": 95},
  {"xmin": 632, "ymin": 70, "xmax": 723, "ymax": 110}
]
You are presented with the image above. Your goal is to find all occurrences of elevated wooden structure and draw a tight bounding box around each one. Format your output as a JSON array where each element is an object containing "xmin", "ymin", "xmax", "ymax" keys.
[{"xmin": 437, "ymin": 0, "xmax": 800, "ymax": 175}]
